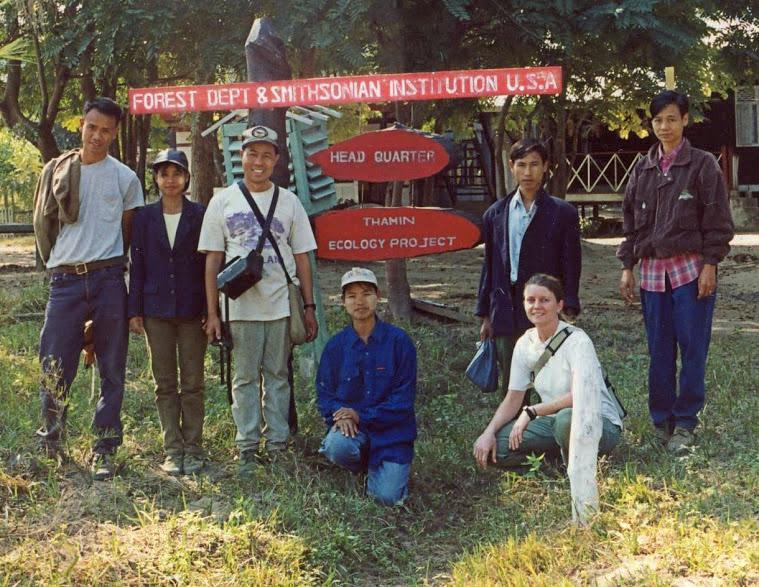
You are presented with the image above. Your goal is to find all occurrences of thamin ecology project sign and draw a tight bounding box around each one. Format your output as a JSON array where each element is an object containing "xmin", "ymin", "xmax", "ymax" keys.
[
  {"xmin": 129, "ymin": 67, "xmax": 562, "ymax": 114},
  {"xmin": 314, "ymin": 208, "xmax": 481, "ymax": 261}
]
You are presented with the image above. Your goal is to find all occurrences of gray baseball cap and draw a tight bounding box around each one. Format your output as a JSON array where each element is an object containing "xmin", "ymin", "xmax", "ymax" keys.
[
  {"xmin": 241, "ymin": 125, "xmax": 279, "ymax": 152},
  {"xmin": 341, "ymin": 267, "xmax": 379, "ymax": 290}
]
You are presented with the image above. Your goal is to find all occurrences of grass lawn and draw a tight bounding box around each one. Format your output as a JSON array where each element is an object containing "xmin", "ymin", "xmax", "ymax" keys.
[{"xmin": 0, "ymin": 274, "xmax": 756, "ymax": 585}]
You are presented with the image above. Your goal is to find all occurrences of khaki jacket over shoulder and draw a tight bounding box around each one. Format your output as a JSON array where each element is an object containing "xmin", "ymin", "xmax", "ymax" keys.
[
  {"xmin": 616, "ymin": 139, "xmax": 734, "ymax": 269},
  {"xmin": 33, "ymin": 149, "xmax": 81, "ymax": 263}
]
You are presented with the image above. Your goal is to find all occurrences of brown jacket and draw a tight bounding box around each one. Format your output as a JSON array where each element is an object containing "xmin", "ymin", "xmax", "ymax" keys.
[
  {"xmin": 32, "ymin": 149, "xmax": 81, "ymax": 263},
  {"xmin": 617, "ymin": 139, "xmax": 734, "ymax": 269}
]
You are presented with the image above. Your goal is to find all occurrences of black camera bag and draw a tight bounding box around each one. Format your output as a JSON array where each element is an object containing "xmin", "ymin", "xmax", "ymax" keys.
[{"xmin": 215, "ymin": 183, "xmax": 279, "ymax": 299}]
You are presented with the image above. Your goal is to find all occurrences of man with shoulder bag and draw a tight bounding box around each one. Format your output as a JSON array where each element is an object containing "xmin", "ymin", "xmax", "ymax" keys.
[{"xmin": 199, "ymin": 125, "xmax": 318, "ymax": 465}]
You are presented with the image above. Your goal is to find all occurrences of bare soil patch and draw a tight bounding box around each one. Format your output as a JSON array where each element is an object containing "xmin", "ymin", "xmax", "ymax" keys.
[{"xmin": 2, "ymin": 235, "xmax": 758, "ymax": 332}]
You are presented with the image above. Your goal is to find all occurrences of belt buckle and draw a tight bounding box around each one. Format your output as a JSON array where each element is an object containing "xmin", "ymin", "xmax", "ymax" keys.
[{"xmin": 74, "ymin": 262, "xmax": 88, "ymax": 275}]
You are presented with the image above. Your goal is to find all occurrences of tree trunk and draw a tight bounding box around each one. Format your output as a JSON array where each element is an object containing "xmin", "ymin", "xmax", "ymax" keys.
[
  {"xmin": 136, "ymin": 115, "xmax": 151, "ymax": 189},
  {"xmin": 37, "ymin": 119, "xmax": 61, "ymax": 162},
  {"xmin": 548, "ymin": 102, "xmax": 568, "ymax": 199},
  {"xmin": 494, "ymin": 96, "xmax": 514, "ymax": 199},
  {"xmin": 191, "ymin": 111, "xmax": 218, "ymax": 206},
  {"xmin": 384, "ymin": 180, "xmax": 413, "ymax": 321}
]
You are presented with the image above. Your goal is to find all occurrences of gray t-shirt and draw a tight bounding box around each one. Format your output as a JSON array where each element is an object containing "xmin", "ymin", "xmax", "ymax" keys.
[{"xmin": 47, "ymin": 155, "xmax": 144, "ymax": 268}]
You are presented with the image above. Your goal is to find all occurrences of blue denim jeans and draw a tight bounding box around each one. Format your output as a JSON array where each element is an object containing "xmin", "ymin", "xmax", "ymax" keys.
[
  {"xmin": 640, "ymin": 278, "xmax": 716, "ymax": 431},
  {"xmin": 38, "ymin": 265, "xmax": 128, "ymax": 454},
  {"xmin": 319, "ymin": 428, "xmax": 411, "ymax": 506}
]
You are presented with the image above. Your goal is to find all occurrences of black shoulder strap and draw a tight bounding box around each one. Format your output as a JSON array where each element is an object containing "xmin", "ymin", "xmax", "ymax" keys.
[
  {"xmin": 237, "ymin": 181, "xmax": 294, "ymax": 284},
  {"xmin": 237, "ymin": 180, "xmax": 278, "ymax": 254}
]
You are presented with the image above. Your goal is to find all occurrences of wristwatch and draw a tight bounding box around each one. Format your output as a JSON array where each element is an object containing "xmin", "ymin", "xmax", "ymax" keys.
[
  {"xmin": 304, "ymin": 303, "xmax": 316, "ymax": 309},
  {"xmin": 523, "ymin": 406, "xmax": 537, "ymax": 420}
]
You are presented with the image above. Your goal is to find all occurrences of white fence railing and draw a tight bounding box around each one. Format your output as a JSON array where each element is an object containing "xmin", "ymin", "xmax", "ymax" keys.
[
  {"xmin": 566, "ymin": 151, "xmax": 723, "ymax": 194},
  {"xmin": 0, "ymin": 209, "xmax": 32, "ymax": 224}
]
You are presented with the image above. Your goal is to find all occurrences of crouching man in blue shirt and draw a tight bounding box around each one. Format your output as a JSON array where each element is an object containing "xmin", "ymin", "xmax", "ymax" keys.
[{"xmin": 316, "ymin": 267, "xmax": 417, "ymax": 506}]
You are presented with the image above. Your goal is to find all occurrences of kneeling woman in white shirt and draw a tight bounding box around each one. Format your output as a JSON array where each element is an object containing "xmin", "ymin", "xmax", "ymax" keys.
[{"xmin": 473, "ymin": 273, "xmax": 623, "ymax": 469}]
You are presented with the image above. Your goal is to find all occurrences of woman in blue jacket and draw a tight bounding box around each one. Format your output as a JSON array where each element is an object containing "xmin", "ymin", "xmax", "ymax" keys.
[{"xmin": 128, "ymin": 150, "xmax": 207, "ymax": 475}]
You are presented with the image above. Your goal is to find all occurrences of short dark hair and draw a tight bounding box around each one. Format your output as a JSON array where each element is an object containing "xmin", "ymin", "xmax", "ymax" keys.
[
  {"xmin": 524, "ymin": 273, "xmax": 564, "ymax": 303},
  {"xmin": 509, "ymin": 138, "xmax": 549, "ymax": 164},
  {"xmin": 650, "ymin": 91, "xmax": 689, "ymax": 118},
  {"xmin": 341, "ymin": 282, "xmax": 379, "ymax": 297},
  {"xmin": 84, "ymin": 97, "xmax": 123, "ymax": 124}
]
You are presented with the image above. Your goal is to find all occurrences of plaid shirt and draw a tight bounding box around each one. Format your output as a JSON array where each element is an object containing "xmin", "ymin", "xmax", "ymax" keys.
[
  {"xmin": 658, "ymin": 139, "xmax": 685, "ymax": 174},
  {"xmin": 640, "ymin": 253, "xmax": 703, "ymax": 291}
]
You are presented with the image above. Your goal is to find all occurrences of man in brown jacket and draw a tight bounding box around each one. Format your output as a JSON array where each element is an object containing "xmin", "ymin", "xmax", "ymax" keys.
[
  {"xmin": 617, "ymin": 91, "xmax": 734, "ymax": 454},
  {"xmin": 34, "ymin": 97, "xmax": 144, "ymax": 480}
]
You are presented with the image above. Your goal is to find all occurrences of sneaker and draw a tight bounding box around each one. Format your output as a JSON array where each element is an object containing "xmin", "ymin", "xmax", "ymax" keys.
[
  {"xmin": 667, "ymin": 427, "xmax": 695, "ymax": 455},
  {"xmin": 37, "ymin": 437, "xmax": 63, "ymax": 460},
  {"xmin": 653, "ymin": 423, "xmax": 673, "ymax": 446},
  {"xmin": 160, "ymin": 454, "xmax": 183, "ymax": 476},
  {"xmin": 183, "ymin": 454, "xmax": 204, "ymax": 475},
  {"xmin": 91, "ymin": 453, "xmax": 115, "ymax": 481},
  {"xmin": 239, "ymin": 449, "xmax": 259, "ymax": 466}
]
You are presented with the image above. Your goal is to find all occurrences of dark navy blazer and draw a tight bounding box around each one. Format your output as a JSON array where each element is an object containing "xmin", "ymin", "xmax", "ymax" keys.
[
  {"xmin": 476, "ymin": 188, "xmax": 582, "ymax": 337},
  {"xmin": 128, "ymin": 199, "xmax": 206, "ymax": 319}
]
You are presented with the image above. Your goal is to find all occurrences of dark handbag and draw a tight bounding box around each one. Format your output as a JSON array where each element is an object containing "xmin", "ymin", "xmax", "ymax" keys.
[
  {"xmin": 215, "ymin": 183, "xmax": 279, "ymax": 300},
  {"xmin": 465, "ymin": 338, "xmax": 499, "ymax": 393}
]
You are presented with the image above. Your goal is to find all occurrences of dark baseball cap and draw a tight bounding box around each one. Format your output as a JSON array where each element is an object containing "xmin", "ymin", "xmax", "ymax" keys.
[
  {"xmin": 151, "ymin": 149, "xmax": 189, "ymax": 172},
  {"xmin": 241, "ymin": 125, "xmax": 279, "ymax": 152}
]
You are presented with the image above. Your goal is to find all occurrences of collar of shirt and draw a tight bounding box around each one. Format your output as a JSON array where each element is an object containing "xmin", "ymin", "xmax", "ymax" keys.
[
  {"xmin": 658, "ymin": 138, "xmax": 685, "ymax": 173},
  {"xmin": 509, "ymin": 188, "xmax": 538, "ymax": 218},
  {"xmin": 345, "ymin": 316, "xmax": 387, "ymax": 348}
]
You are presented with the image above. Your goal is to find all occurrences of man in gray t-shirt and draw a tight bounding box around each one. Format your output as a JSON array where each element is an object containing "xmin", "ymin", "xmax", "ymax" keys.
[{"xmin": 35, "ymin": 97, "xmax": 144, "ymax": 480}]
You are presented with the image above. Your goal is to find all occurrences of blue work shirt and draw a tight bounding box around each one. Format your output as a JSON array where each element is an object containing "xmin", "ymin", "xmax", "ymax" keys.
[
  {"xmin": 508, "ymin": 189, "xmax": 538, "ymax": 283},
  {"xmin": 316, "ymin": 318, "xmax": 417, "ymax": 468}
]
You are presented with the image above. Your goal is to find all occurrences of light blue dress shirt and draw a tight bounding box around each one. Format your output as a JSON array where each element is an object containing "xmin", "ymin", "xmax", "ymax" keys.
[{"xmin": 508, "ymin": 189, "xmax": 538, "ymax": 283}]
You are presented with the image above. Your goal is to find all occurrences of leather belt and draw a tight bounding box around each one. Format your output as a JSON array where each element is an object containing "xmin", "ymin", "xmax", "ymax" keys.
[{"xmin": 49, "ymin": 256, "xmax": 126, "ymax": 275}]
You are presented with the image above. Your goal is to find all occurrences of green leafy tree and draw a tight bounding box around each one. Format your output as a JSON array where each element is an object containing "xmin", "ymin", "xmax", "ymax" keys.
[{"xmin": 0, "ymin": 126, "xmax": 42, "ymax": 210}]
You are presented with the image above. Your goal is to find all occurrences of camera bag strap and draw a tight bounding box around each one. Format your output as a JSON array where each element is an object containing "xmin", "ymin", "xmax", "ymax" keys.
[
  {"xmin": 237, "ymin": 180, "xmax": 279, "ymax": 254},
  {"xmin": 238, "ymin": 182, "xmax": 294, "ymax": 285}
]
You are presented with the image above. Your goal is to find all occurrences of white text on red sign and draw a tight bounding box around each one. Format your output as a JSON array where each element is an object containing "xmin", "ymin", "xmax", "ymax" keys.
[{"xmin": 129, "ymin": 67, "xmax": 562, "ymax": 114}]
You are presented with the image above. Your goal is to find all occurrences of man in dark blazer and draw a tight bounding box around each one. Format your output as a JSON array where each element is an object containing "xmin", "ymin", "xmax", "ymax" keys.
[{"xmin": 476, "ymin": 139, "xmax": 582, "ymax": 393}]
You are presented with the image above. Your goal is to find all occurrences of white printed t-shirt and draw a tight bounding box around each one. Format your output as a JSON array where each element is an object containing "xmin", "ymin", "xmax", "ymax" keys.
[
  {"xmin": 198, "ymin": 182, "xmax": 316, "ymax": 321},
  {"xmin": 508, "ymin": 321, "xmax": 623, "ymax": 428},
  {"xmin": 47, "ymin": 155, "xmax": 144, "ymax": 268}
]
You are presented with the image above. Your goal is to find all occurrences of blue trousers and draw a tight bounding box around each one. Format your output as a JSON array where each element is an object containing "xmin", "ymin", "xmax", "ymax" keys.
[
  {"xmin": 319, "ymin": 428, "xmax": 411, "ymax": 506},
  {"xmin": 640, "ymin": 278, "xmax": 715, "ymax": 431},
  {"xmin": 38, "ymin": 266, "xmax": 128, "ymax": 453}
]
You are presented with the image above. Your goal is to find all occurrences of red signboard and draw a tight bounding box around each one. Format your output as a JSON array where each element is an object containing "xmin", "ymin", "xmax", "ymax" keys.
[
  {"xmin": 314, "ymin": 207, "xmax": 481, "ymax": 261},
  {"xmin": 309, "ymin": 129, "xmax": 449, "ymax": 182},
  {"xmin": 129, "ymin": 66, "xmax": 562, "ymax": 114}
]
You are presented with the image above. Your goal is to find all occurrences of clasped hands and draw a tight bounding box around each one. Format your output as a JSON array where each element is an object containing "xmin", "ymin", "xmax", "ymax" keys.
[{"xmin": 332, "ymin": 407, "xmax": 360, "ymax": 437}]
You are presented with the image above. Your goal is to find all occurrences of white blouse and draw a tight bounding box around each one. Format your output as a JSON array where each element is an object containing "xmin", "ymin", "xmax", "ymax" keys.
[{"xmin": 508, "ymin": 321, "xmax": 623, "ymax": 428}]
